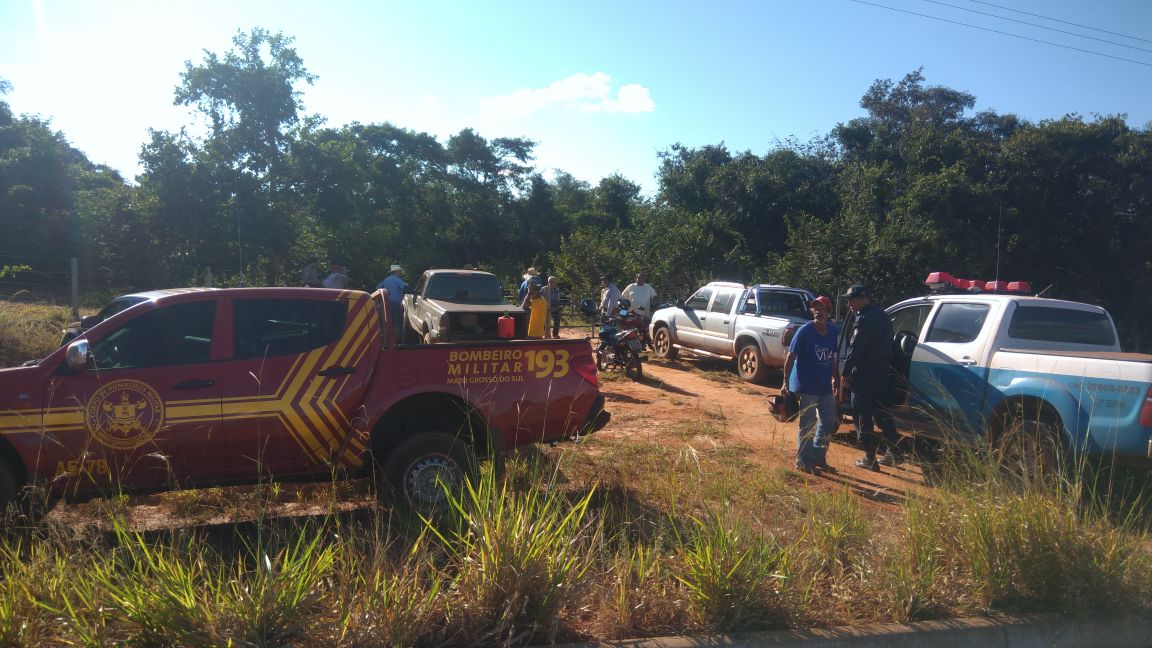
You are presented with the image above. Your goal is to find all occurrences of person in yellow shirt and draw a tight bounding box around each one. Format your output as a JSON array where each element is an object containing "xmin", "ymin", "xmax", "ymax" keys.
[{"xmin": 522, "ymin": 281, "xmax": 548, "ymax": 338}]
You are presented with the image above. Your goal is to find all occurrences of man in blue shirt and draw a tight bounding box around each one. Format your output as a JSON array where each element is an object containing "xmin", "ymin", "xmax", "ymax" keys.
[
  {"xmin": 781, "ymin": 295, "xmax": 841, "ymax": 473},
  {"xmin": 377, "ymin": 264, "xmax": 407, "ymax": 341}
]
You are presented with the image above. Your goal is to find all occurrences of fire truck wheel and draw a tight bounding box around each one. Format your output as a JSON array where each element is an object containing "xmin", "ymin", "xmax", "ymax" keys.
[
  {"xmin": 737, "ymin": 342, "xmax": 768, "ymax": 384},
  {"xmin": 0, "ymin": 461, "xmax": 16, "ymax": 515},
  {"xmin": 383, "ymin": 433, "xmax": 477, "ymax": 511},
  {"xmin": 652, "ymin": 326, "xmax": 678, "ymax": 360}
]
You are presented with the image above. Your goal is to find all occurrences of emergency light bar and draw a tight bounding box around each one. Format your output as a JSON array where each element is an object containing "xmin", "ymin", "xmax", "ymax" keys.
[{"xmin": 925, "ymin": 272, "xmax": 1031, "ymax": 295}]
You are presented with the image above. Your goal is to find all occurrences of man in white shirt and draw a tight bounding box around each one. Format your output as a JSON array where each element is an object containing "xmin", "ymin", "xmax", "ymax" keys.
[
  {"xmin": 322, "ymin": 263, "xmax": 351, "ymax": 289},
  {"xmin": 621, "ymin": 274, "xmax": 657, "ymax": 316},
  {"xmin": 598, "ymin": 274, "xmax": 620, "ymax": 317}
]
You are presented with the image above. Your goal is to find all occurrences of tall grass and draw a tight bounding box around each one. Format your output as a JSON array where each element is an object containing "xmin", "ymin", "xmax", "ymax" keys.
[
  {"xmin": 0, "ymin": 301, "xmax": 72, "ymax": 366},
  {"xmin": 1, "ymin": 422, "xmax": 1151, "ymax": 645}
]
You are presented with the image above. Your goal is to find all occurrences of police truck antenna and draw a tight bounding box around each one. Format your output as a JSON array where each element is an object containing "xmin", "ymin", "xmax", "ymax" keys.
[{"xmin": 994, "ymin": 203, "xmax": 1002, "ymax": 284}]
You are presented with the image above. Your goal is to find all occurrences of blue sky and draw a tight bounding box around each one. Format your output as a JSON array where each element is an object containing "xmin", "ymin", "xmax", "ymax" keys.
[{"xmin": 1, "ymin": 0, "xmax": 1150, "ymax": 195}]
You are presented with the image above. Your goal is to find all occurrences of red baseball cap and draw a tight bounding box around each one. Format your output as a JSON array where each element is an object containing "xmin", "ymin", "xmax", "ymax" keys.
[{"xmin": 810, "ymin": 295, "xmax": 832, "ymax": 311}]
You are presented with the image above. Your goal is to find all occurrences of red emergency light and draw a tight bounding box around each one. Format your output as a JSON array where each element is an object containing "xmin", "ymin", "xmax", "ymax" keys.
[{"xmin": 924, "ymin": 272, "xmax": 1031, "ymax": 295}]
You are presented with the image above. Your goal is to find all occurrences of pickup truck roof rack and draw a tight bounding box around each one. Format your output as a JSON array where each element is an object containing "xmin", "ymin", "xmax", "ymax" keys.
[{"xmin": 925, "ymin": 271, "xmax": 1032, "ymax": 296}]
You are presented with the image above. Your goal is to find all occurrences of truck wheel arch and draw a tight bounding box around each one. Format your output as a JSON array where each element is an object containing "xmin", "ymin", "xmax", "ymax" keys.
[
  {"xmin": 735, "ymin": 335, "xmax": 769, "ymax": 384},
  {"xmin": 368, "ymin": 393, "xmax": 498, "ymax": 505},
  {"xmin": 652, "ymin": 324, "xmax": 678, "ymax": 360},
  {"xmin": 383, "ymin": 432, "xmax": 477, "ymax": 510},
  {"xmin": 0, "ymin": 437, "xmax": 26, "ymax": 495},
  {"xmin": 990, "ymin": 397, "xmax": 1068, "ymax": 480},
  {"xmin": 368, "ymin": 393, "xmax": 495, "ymax": 470},
  {"xmin": 0, "ymin": 439, "xmax": 53, "ymax": 521}
]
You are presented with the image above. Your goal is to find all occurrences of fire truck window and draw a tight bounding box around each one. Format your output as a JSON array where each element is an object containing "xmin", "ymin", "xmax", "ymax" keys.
[
  {"xmin": 89, "ymin": 301, "xmax": 216, "ymax": 369},
  {"xmin": 925, "ymin": 303, "xmax": 990, "ymax": 344},
  {"xmin": 234, "ymin": 299, "xmax": 347, "ymax": 359}
]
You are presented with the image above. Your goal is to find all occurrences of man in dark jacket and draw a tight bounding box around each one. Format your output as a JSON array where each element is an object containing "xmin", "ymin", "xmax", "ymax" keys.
[{"xmin": 840, "ymin": 285, "xmax": 901, "ymax": 471}]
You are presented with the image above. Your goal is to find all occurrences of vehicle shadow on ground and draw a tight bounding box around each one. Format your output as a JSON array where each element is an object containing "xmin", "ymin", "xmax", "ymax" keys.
[
  {"xmin": 600, "ymin": 390, "xmax": 652, "ymax": 405},
  {"xmin": 647, "ymin": 357, "xmax": 734, "ymax": 374}
]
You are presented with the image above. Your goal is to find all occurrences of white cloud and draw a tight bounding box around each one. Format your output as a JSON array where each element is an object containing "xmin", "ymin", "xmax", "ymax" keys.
[{"xmin": 479, "ymin": 72, "xmax": 654, "ymax": 117}]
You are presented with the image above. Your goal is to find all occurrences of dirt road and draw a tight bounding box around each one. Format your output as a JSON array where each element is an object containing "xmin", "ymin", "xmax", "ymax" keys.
[{"xmin": 590, "ymin": 347, "xmax": 927, "ymax": 514}]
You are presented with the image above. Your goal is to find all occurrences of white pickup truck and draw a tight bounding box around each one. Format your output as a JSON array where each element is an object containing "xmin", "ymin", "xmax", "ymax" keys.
[
  {"xmin": 864, "ymin": 289, "xmax": 1152, "ymax": 470},
  {"xmin": 649, "ymin": 282, "xmax": 815, "ymax": 383}
]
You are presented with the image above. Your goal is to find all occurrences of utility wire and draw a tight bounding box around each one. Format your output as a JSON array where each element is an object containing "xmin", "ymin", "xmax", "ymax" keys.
[
  {"xmin": 967, "ymin": 0, "xmax": 1152, "ymax": 45},
  {"xmin": 849, "ymin": 0, "xmax": 1152, "ymax": 68},
  {"xmin": 921, "ymin": 0, "xmax": 1152, "ymax": 54}
]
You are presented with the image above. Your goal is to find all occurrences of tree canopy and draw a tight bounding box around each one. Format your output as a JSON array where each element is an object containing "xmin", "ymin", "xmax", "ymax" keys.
[{"xmin": 2, "ymin": 42, "xmax": 1151, "ymax": 349}]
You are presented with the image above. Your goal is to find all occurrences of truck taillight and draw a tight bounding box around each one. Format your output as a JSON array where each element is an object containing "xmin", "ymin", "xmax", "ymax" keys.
[
  {"xmin": 573, "ymin": 351, "xmax": 599, "ymax": 387},
  {"xmin": 1139, "ymin": 387, "xmax": 1152, "ymax": 427}
]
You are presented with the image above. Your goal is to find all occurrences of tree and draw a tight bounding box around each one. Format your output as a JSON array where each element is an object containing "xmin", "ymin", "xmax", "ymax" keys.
[{"xmin": 175, "ymin": 28, "xmax": 315, "ymax": 175}]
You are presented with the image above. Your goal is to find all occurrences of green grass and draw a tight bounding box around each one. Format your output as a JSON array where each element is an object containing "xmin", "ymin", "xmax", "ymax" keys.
[{"xmin": 1, "ymin": 440, "xmax": 1150, "ymax": 645}]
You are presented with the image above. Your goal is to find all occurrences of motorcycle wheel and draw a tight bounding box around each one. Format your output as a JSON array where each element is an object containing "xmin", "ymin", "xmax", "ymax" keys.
[
  {"xmin": 596, "ymin": 345, "xmax": 613, "ymax": 372},
  {"xmin": 625, "ymin": 353, "xmax": 643, "ymax": 380}
]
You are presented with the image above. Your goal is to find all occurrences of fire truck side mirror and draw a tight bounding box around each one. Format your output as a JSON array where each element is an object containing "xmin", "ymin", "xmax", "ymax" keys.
[{"xmin": 65, "ymin": 340, "xmax": 90, "ymax": 372}]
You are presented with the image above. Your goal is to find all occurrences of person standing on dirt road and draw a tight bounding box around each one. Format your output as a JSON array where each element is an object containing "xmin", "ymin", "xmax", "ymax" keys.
[
  {"xmin": 840, "ymin": 284, "xmax": 900, "ymax": 471},
  {"xmin": 781, "ymin": 295, "xmax": 840, "ymax": 473}
]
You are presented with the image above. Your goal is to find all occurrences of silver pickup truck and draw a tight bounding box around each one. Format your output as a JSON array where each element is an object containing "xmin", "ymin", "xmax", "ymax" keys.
[
  {"xmin": 649, "ymin": 282, "xmax": 815, "ymax": 383},
  {"xmin": 403, "ymin": 269, "xmax": 527, "ymax": 343}
]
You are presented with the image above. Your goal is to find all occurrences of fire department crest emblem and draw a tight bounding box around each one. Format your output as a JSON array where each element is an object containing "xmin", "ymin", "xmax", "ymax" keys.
[{"xmin": 85, "ymin": 379, "xmax": 165, "ymax": 450}]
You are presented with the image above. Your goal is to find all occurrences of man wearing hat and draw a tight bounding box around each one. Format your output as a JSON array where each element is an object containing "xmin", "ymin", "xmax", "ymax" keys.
[
  {"xmin": 321, "ymin": 262, "xmax": 351, "ymax": 289},
  {"xmin": 519, "ymin": 267, "xmax": 542, "ymax": 301},
  {"xmin": 598, "ymin": 273, "xmax": 620, "ymax": 318},
  {"xmin": 377, "ymin": 264, "xmax": 407, "ymax": 340},
  {"xmin": 840, "ymin": 285, "xmax": 900, "ymax": 470},
  {"xmin": 781, "ymin": 295, "xmax": 841, "ymax": 473}
]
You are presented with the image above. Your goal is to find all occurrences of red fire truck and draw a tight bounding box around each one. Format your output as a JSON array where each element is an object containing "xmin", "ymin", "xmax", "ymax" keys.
[{"xmin": 0, "ymin": 287, "xmax": 609, "ymax": 512}]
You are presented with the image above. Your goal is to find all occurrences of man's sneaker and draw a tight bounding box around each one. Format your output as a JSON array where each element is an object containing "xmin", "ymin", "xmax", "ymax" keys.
[
  {"xmin": 854, "ymin": 456, "xmax": 881, "ymax": 471},
  {"xmin": 814, "ymin": 461, "xmax": 836, "ymax": 473},
  {"xmin": 878, "ymin": 451, "xmax": 899, "ymax": 467}
]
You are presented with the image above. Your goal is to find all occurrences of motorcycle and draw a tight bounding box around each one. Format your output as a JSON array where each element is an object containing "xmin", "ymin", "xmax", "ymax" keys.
[
  {"xmin": 596, "ymin": 303, "xmax": 646, "ymax": 380},
  {"xmin": 614, "ymin": 299, "xmax": 654, "ymax": 351}
]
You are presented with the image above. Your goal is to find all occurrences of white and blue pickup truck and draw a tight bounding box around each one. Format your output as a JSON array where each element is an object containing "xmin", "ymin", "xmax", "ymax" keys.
[
  {"xmin": 864, "ymin": 289, "xmax": 1152, "ymax": 470},
  {"xmin": 650, "ymin": 282, "xmax": 816, "ymax": 383}
]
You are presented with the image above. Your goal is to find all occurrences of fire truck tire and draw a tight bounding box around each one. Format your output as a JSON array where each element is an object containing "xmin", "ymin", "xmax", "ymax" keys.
[
  {"xmin": 383, "ymin": 433, "xmax": 477, "ymax": 510},
  {"xmin": 0, "ymin": 461, "xmax": 16, "ymax": 515},
  {"xmin": 737, "ymin": 342, "xmax": 768, "ymax": 384},
  {"xmin": 652, "ymin": 326, "xmax": 678, "ymax": 360}
]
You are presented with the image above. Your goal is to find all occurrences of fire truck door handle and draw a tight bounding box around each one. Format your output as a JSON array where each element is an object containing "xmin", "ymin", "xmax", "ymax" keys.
[
  {"xmin": 958, "ymin": 357, "xmax": 977, "ymax": 366},
  {"xmin": 319, "ymin": 366, "xmax": 355, "ymax": 377},
  {"xmin": 173, "ymin": 379, "xmax": 214, "ymax": 389}
]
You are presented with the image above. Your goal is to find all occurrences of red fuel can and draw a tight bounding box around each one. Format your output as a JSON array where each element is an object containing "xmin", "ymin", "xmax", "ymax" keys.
[{"xmin": 497, "ymin": 312, "xmax": 515, "ymax": 339}]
